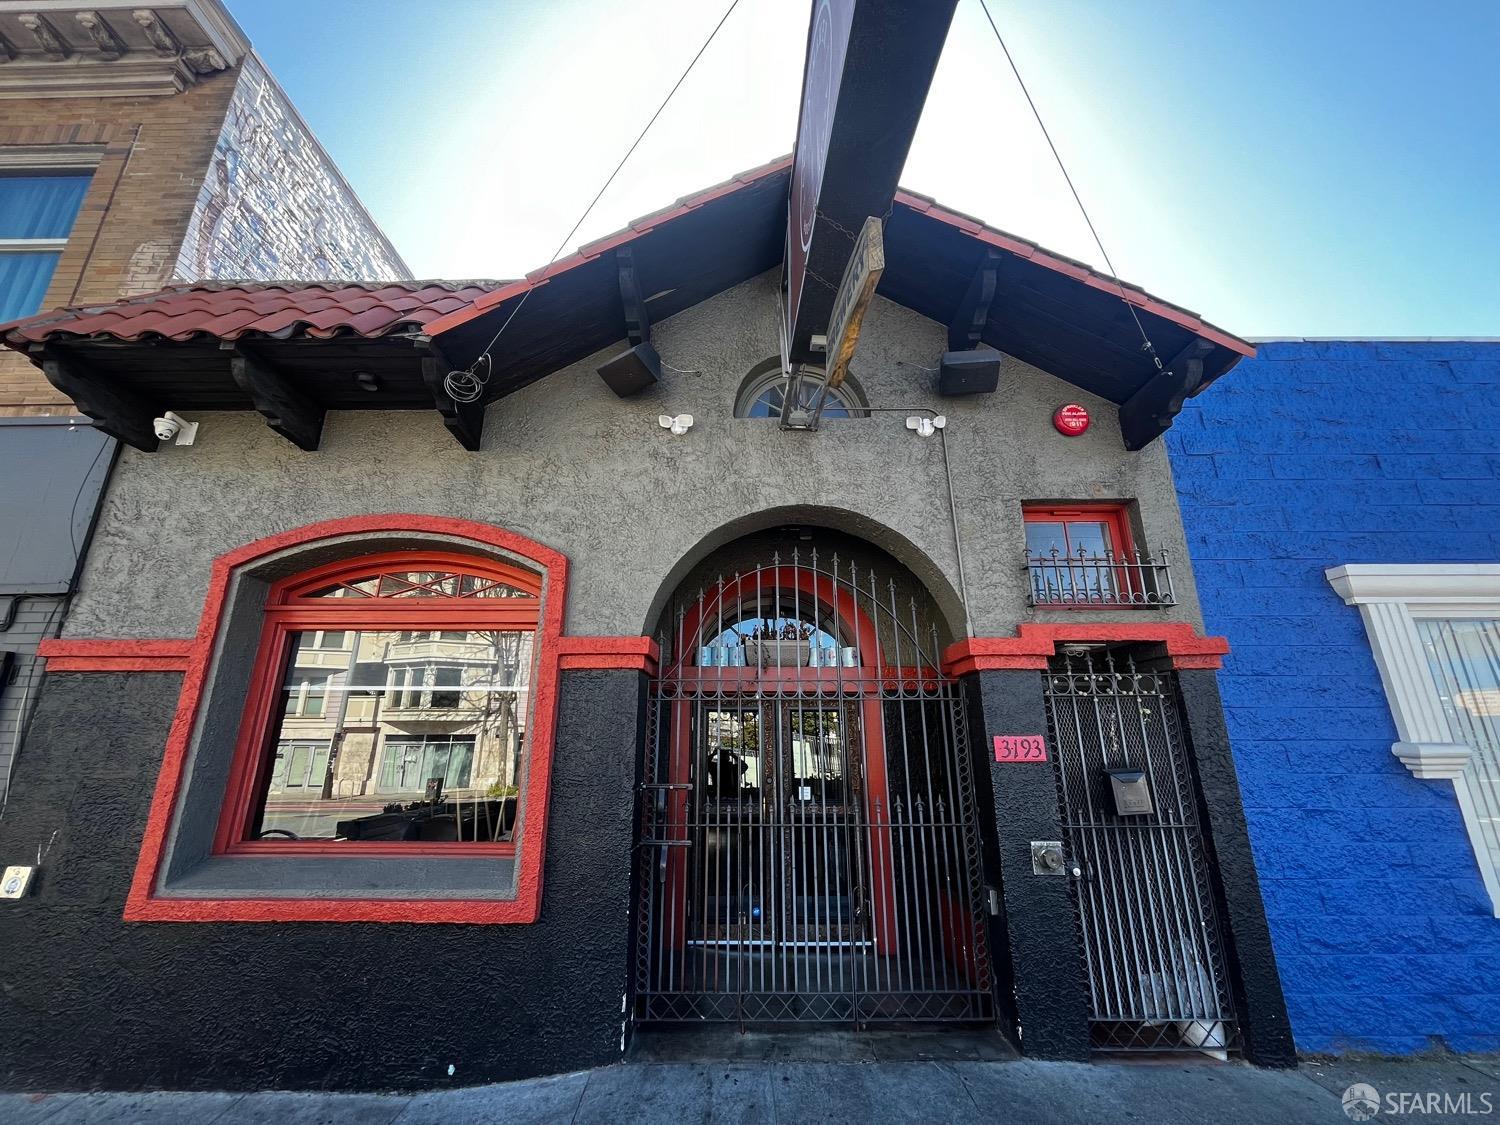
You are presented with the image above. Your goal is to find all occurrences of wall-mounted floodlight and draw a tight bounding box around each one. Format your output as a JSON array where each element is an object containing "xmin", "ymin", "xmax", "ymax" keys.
[
  {"xmin": 905, "ymin": 415, "xmax": 946, "ymax": 438},
  {"xmin": 659, "ymin": 414, "xmax": 694, "ymax": 436}
]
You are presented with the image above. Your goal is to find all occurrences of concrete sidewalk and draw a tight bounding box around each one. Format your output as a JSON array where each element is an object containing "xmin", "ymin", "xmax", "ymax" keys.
[{"xmin": 4, "ymin": 1055, "xmax": 1500, "ymax": 1124}]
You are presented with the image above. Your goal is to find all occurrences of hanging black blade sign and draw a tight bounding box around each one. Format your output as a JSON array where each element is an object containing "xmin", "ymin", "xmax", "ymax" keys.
[{"xmin": 782, "ymin": 0, "xmax": 958, "ymax": 367}]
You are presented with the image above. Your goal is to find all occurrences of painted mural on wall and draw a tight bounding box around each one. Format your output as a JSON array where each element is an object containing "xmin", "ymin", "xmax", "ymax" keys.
[{"xmin": 174, "ymin": 56, "xmax": 410, "ymax": 283}]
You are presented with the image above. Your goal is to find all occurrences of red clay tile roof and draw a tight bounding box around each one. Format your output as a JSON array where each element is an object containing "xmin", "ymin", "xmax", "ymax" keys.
[{"xmin": 0, "ymin": 280, "xmax": 505, "ymax": 345}]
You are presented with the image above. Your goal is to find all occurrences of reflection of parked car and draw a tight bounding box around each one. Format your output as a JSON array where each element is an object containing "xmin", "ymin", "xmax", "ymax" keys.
[{"xmin": 336, "ymin": 796, "xmax": 517, "ymax": 842}]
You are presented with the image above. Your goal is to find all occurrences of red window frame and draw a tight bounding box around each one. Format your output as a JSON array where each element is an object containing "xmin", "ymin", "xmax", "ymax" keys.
[
  {"xmin": 122, "ymin": 515, "xmax": 570, "ymax": 925},
  {"xmin": 215, "ymin": 550, "xmax": 544, "ymax": 858},
  {"xmin": 1022, "ymin": 503, "xmax": 1134, "ymax": 558},
  {"xmin": 1022, "ymin": 503, "xmax": 1139, "ymax": 606}
]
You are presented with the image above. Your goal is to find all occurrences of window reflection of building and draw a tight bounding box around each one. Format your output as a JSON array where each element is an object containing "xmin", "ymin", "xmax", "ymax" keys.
[{"xmin": 259, "ymin": 626, "xmax": 533, "ymax": 840}]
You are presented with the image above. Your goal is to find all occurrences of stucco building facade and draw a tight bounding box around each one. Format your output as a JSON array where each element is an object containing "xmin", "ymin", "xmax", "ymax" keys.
[{"xmin": 0, "ymin": 158, "xmax": 1295, "ymax": 1089}]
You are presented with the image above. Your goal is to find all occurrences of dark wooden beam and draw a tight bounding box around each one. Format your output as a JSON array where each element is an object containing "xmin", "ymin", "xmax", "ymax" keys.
[
  {"xmin": 617, "ymin": 246, "xmax": 650, "ymax": 347},
  {"xmin": 35, "ymin": 346, "xmax": 157, "ymax": 451},
  {"xmin": 421, "ymin": 353, "xmax": 483, "ymax": 451},
  {"xmin": 1118, "ymin": 338, "xmax": 1215, "ymax": 451},
  {"xmin": 948, "ymin": 249, "xmax": 1002, "ymax": 352},
  {"xmin": 227, "ymin": 348, "xmax": 324, "ymax": 451}
]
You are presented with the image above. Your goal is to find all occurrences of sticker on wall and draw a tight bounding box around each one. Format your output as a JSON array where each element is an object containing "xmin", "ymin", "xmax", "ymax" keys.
[
  {"xmin": 994, "ymin": 735, "xmax": 1048, "ymax": 763},
  {"xmin": 1052, "ymin": 403, "xmax": 1090, "ymax": 436}
]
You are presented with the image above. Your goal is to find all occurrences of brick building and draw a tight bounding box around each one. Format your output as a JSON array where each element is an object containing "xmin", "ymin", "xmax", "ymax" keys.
[
  {"xmin": 0, "ymin": 0, "xmax": 409, "ymax": 800},
  {"xmin": 1168, "ymin": 340, "xmax": 1500, "ymax": 1053}
]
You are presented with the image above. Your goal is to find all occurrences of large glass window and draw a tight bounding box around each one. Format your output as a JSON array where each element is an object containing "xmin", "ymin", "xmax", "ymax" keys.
[
  {"xmin": 0, "ymin": 171, "xmax": 91, "ymax": 322},
  {"xmin": 233, "ymin": 557, "xmax": 541, "ymax": 849}
]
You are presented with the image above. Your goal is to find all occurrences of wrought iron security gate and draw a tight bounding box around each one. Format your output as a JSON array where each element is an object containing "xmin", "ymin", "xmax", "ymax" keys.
[
  {"xmin": 633, "ymin": 551, "xmax": 994, "ymax": 1025},
  {"xmin": 1043, "ymin": 648, "xmax": 1238, "ymax": 1054}
]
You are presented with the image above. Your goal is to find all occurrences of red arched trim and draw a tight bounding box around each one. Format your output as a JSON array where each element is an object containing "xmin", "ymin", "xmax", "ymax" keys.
[
  {"xmin": 123, "ymin": 515, "xmax": 568, "ymax": 925},
  {"xmin": 941, "ymin": 623, "xmax": 1229, "ymax": 674}
]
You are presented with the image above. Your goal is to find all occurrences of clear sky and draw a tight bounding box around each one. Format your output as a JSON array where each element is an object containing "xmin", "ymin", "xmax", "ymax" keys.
[{"xmin": 228, "ymin": 0, "xmax": 1499, "ymax": 337}]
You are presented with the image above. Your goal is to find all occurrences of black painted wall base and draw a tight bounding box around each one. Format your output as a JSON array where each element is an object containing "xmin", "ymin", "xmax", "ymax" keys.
[
  {"xmin": 1176, "ymin": 670, "xmax": 1297, "ymax": 1067},
  {"xmin": 0, "ymin": 668, "xmax": 645, "ymax": 1093},
  {"xmin": 964, "ymin": 669, "xmax": 1092, "ymax": 1062}
]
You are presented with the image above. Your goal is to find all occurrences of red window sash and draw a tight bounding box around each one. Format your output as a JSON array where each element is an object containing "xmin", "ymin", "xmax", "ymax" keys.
[{"xmin": 214, "ymin": 552, "xmax": 543, "ymax": 857}]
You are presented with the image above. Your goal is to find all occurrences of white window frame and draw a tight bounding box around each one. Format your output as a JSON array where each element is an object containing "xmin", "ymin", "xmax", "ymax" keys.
[
  {"xmin": 0, "ymin": 153, "xmax": 100, "ymax": 312},
  {"xmin": 1327, "ymin": 563, "xmax": 1500, "ymax": 915}
]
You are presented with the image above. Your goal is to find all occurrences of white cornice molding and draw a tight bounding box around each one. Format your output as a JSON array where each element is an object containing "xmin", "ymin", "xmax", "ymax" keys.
[
  {"xmin": 0, "ymin": 1, "xmax": 248, "ymax": 97},
  {"xmin": 0, "ymin": 55, "xmax": 199, "ymax": 98},
  {"xmin": 1327, "ymin": 563, "xmax": 1500, "ymax": 605},
  {"xmin": 5, "ymin": 1, "xmax": 247, "ymax": 60},
  {"xmin": 1393, "ymin": 742, "xmax": 1473, "ymax": 781}
]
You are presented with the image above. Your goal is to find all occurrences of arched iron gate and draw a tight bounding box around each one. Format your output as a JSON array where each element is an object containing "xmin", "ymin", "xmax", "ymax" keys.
[
  {"xmin": 633, "ymin": 550, "xmax": 994, "ymax": 1025},
  {"xmin": 1044, "ymin": 647, "xmax": 1238, "ymax": 1054}
]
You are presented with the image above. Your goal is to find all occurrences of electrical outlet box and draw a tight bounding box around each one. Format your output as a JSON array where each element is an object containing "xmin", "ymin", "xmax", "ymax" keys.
[{"xmin": 1, "ymin": 865, "xmax": 35, "ymax": 899}]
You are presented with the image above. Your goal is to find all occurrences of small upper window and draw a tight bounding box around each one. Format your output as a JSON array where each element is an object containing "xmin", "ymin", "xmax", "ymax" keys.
[
  {"xmin": 0, "ymin": 171, "xmax": 91, "ymax": 322},
  {"xmin": 1022, "ymin": 504, "xmax": 1176, "ymax": 608}
]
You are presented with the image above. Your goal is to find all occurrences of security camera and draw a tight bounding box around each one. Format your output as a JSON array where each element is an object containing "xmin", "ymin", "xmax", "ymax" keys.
[{"xmin": 152, "ymin": 411, "xmax": 198, "ymax": 446}]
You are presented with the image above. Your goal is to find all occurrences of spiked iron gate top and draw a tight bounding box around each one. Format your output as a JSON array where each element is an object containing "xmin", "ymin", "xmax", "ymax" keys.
[
  {"xmin": 1044, "ymin": 648, "xmax": 1238, "ymax": 1054},
  {"xmin": 634, "ymin": 549, "xmax": 994, "ymax": 1025}
]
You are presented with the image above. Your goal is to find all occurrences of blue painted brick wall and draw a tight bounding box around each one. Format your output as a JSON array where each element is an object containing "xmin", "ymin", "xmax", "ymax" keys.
[{"xmin": 1168, "ymin": 340, "xmax": 1500, "ymax": 1055}]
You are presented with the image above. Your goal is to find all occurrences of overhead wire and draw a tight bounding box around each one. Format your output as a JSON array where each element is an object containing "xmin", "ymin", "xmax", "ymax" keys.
[
  {"xmin": 445, "ymin": 0, "xmax": 745, "ymax": 403},
  {"xmin": 975, "ymin": 0, "xmax": 1164, "ymax": 371}
]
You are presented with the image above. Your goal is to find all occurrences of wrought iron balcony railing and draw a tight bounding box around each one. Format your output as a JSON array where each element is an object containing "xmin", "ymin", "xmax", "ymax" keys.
[{"xmin": 1024, "ymin": 547, "xmax": 1177, "ymax": 608}]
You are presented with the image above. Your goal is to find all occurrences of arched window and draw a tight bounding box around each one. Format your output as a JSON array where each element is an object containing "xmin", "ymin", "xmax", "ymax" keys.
[
  {"xmin": 734, "ymin": 359, "xmax": 867, "ymax": 419},
  {"xmin": 217, "ymin": 551, "xmax": 543, "ymax": 853}
]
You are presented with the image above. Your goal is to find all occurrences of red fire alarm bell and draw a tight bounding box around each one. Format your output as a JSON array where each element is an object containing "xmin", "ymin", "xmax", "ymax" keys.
[{"xmin": 1053, "ymin": 403, "xmax": 1090, "ymax": 436}]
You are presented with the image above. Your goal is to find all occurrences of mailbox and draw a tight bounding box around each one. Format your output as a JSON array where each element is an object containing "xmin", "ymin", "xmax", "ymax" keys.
[{"xmin": 1106, "ymin": 768, "xmax": 1154, "ymax": 816}]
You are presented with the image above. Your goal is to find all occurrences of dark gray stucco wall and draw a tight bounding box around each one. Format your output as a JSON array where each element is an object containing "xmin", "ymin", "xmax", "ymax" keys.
[
  {"xmin": 0, "ymin": 667, "xmax": 643, "ymax": 1092},
  {"xmin": 61, "ymin": 271, "xmax": 1203, "ymax": 645}
]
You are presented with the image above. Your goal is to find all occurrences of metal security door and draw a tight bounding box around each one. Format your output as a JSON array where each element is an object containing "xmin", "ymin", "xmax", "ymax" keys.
[
  {"xmin": 633, "ymin": 551, "xmax": 993, "ymax": 1026},
  {"xmin": 1043, "ymin": 648, "xmax": 1238, "ymax": 1054}
]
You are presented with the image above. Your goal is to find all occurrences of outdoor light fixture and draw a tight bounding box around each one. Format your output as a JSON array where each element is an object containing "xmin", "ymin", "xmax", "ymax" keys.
[
  {"xmin": 905, "ymin": 414, "xmax": 946, "ymax": 437},
  {"xmin": 659, "ymin": 413, "xmax": 694, "ymax": 436}
]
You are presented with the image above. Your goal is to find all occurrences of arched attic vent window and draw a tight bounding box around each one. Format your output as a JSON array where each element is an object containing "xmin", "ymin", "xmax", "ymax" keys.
[{"xmin": 733, "ymin": 357, "xmax": 868, "ymax": 419}]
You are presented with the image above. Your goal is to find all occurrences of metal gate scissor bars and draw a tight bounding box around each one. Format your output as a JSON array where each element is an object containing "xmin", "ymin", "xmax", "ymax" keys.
[
  {"xmin": 633, "ymin": 552, "xmax": 994, "ymax": 1026},
  {"xmin": 1044, "ymin": 647, "xmax": 1239, "ymax": 1055}
]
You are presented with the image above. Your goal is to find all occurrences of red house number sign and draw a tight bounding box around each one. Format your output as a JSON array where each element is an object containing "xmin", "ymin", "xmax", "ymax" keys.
[{"xmin": 994, "ymin": 735, "xmax": 1048, "ymax": 763}]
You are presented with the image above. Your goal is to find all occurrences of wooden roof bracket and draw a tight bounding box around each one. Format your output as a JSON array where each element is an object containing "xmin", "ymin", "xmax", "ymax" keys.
[
  {"xmin": 938, "ymin": 249, "xmax": 1004, "ymax": 396},
  {"xmin": 597, "ymin": 246, "xmax": 662, "ymax": 398},
  {"xmin": 948, "ymin": 248, "xmax": 1002, "ymax": 352},
  {"xmin": 1117, "ymin": 338, "xmax": 1215, "ymax": 451},
  {"xmin": 421, "ymin": 347, "xmax": 484, "ymax": 451},
  {"xmin": 33, "ymin": 343, "xmax": 158, "ymax": 451},
  {"xmin": 223, "ymin": 342, "xmax": 325, "ymax": 452}
]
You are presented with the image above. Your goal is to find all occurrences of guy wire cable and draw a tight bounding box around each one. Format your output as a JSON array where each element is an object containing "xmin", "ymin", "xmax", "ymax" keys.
[
  {"xmin": 976, "ymin": 0, "xmax": 1164, "ymax": 371},
  {"xmin": 446, "ymin": 0, "xmax": 745, "ymax": 402}
]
